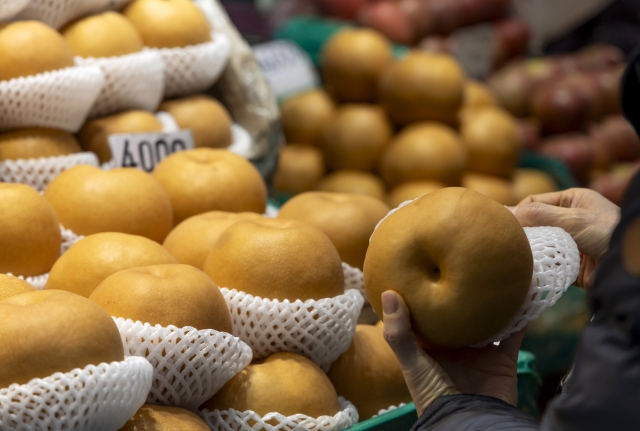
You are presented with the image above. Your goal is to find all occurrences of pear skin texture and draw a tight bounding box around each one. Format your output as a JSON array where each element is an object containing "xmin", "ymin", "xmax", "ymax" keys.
[
  {"xmin": 61, "ymin": 12, "xmax": 144, "ymax": 58},
  {"xmin": 43, "ymin": 165, "xmax": 173, "ymax": 243},
  {"xmin": 203, "ymin": 218, "xmax": 344, "ymax": 301},
  {"xmin": 163, "ymin": 211, "xmax": 262, "ymax": 269},
  {"xmin": 328, "ymin": 325, "xmax": 411, "ymax": 420},
  {"xmin": 123, "ymin": 0, "xmax": 211, "ymax": 49},
  {"xmin": 386, "ymin": 181, "xmax": 445, "ymax": 208},
  {"xmin": 278, "ymin": 192, "xmax": 390, "ymax": 269},
  {"xmin": 315, "ymin": 170, "xmax": 386, "ymax": 201},
  {"xmin": 0, "ymin": 274, "xmax": 36, "ymax": 302},
  {"xmin": 322, "ymin": 28, "xmax": 393, "ymax": 103},
  {"xmin": 119, "ymin": 404, "xmax": 210, "ymax": 431},
  {"xmin": 90, "ymin": 264, "xmax": 232, "ymax": 332},
  {"xmin": 364, "ymin": 187, "xmax": 533, "ymax": 349},
  {"xmin": 281, "ymin": 89, "xmax": 336, "ymax": 146},
  {"xmin": 0, "ymin": 183, "xmax": 61, "ymax": 277},
  {"xmin": 0, "ymin": 290, "xmax": 124, "ymax": 389},
  {"xmin": 0, "ymin": 128, "xmax": 81, "ymax": 161},
  {"xmin": 378, "ymin": 52, "xmax": 465, "ymax": 127},
  {"xmin": 46, "ymin": 232, "xmax": 177, "ymax": 298},
  {"xmin": 0, "ymin": 21, "xmax": 74, "ymax": 81},
  {"xmin": 152, "ymin": 149, "xmax": 267, "ymax": 225},
  {"xmin": 378, "ymin": 122, "xmax": 466, "ymax": 188},
  {"xmin": 159, "ymin": 95, "xmax": 233, "ymax": 149},
  {"xmin": 202, "ymin": 352, "xmax": 340, "ymax": 418}
]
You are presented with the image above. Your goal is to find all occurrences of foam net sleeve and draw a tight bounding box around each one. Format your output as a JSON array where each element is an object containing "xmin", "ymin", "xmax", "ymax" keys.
[
  {"xmin": 0, "ymin": 357, "xmax": 152, "ymax": 431},
  {"xmin": 114, "ymin": 318, "xmax": 253, "ymax": 412},
  {"xmin": 152, "ymin": 32, "xmax": 231, "ymax": 99},
  {"xmin": 342, "ymin": 263, "xmax": 365, "ymax": 297},
  {"xmin": 0, "ymin": 66, "xmax": 105, "ymax": 133},
  {"xmin": 15, "ymin": 0, "xmax": 111, "ymax": 29},
  {"xmin": 77, "ymin": 51, "xmax": 165, "ymax": 119},
  {"xmin": 221, "ymin": 289, "xmax": 364, "ymax": 372},
  {"xmin": 0, "ymin": 0, "xmax": 30, "ymax": 20},
  {"xmin": 198, "ymin": 397, "xmax": 359, "ymax": 431},
  {"xmin": 0, "ymin": 153, "xmax": 100, "ymax": 192},
  {"xmin": 227, "ymin": 124, "xmax": 253, "ymax": 158},
  {"xmin": 474, "ymin": 226, "xmax": 581, "ymax": 347}
]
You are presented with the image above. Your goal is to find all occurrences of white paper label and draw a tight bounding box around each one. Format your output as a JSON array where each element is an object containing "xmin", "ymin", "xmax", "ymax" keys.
[
  {"xmin": 451, "ymin": 24, "xmax": 496, "ymax": 80},
  {"xmin": 108, "ymin": 130, "xmax": 195, "ymax": 172},
  {"xmin": 253, "ymin": 40, "xmax": 319, "ymax": 100}
]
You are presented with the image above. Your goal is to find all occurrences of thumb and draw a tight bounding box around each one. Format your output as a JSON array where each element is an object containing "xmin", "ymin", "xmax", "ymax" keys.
[
  {"xmin": 509, "ymin": 201, "xmax": 571, "ymax": 229},
  {"xmin": 382, "ymin": 291, "xmax": 459, "ymax": 416}
]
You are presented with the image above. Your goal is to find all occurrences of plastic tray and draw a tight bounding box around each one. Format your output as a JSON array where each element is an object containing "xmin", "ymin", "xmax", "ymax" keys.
[{"xmin": 343, "ymin": 350, "xmax": 541, "ymax": 431}]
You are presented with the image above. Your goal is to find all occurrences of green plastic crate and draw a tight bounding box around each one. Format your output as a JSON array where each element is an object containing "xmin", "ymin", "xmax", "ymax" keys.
[
  {"xmin": 343, "ymin": 350, "xmax": 541, "ymax": 431},
  {"xmin": 518, "ymin": 151, "xmax": 581, "ymax": 191}
]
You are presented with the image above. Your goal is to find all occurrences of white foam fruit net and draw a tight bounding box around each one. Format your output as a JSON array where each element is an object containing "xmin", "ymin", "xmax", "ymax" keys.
[
  {"xmin": 0, "ymin": 356, "xmax": 152, "ymax": 431},
  {"xmin": 0, "ymin": 66, "xmax": 105, "ymax": 133},
  {"xmin": 227, "ymin": 124, "xmax": 254, "ymax": 158},
  {"xmin": 15, "ymin": 0, "xmax": 111, "ymax": 29},
  {"xmin": 221, "ymin": 288, "xmax": 364, "ymax": 372},
  {"xmin": 77, "ymin": 51, "xmax": 165, "ymax": 118},
  {"xmin": 152, "ymin": 32, "xmax": 231, "ymax": 99},
  {"xmin": 342, "ymin": 263, "xmax": 365, "ymax": 296},
  {"xmin": 474, "ymin": 226, "xmax": 581, "ymax": 347},
  {"xmin": 8, "ymin": 225, "xmax": 84, "ymax": 290},
  {"xmin": 114, "ymin": 317, "xmax": 253, "ymax": 411},
  {"xmin": 0, "ymin": 0, "xmax": 30, "ymax": 20},
  {"xmin": 375, "ymin": 403, "xmax": 407, "ymax": 417},
  {"xmin": 0, "ymin": 152, "xmax": 100, "ymax": 192},
  {"xmin": 199, "ymin": 397, "xmax": 359, "ymax": 431}
]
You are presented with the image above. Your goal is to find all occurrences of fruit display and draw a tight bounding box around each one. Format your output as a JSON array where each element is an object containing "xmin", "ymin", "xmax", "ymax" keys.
[{"xmin": 0, "ymin": 0, "xmax": 614, "ymax": 429}]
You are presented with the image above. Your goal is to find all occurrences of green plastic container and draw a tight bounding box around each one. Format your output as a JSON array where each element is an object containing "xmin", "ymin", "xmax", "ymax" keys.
[
  {"xmin": 343, "ymin": 350, "xmax": 541, "ymax": 431},
  {"xmin": 518, "ymin": 151, "xmax": 581, "ymax": 191}
]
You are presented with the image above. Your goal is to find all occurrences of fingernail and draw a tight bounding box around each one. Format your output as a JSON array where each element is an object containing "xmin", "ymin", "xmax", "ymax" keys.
[{"xmin": 382, "ymin": 291, "xmax": 399, "ymax": 315}]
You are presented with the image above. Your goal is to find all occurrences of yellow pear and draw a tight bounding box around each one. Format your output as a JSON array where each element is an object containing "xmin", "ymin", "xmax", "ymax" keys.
[
  {"xmin": 62, "ymin": 12, "xmax": 144, "ymax": 58},
  {"xmin": 0, "ymin": 128, "xmax": 81, "ymax": 161}
]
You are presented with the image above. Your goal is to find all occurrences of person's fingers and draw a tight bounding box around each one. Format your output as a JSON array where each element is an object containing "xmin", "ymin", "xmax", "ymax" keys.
[
  {"xmin": 510, "ymin": 201, "xmax": 572, "ymax": 229},
  {"xmin": 517, "ymin": 190, "xmax": 571, "ymax": 207},
  {"xmin": 382, "ymin": 291, "xmax": 459, "ymax": 416},
  {"xmin": 382, "ymin": 291, "xmax": 424, "ymax": 368},
  {"xmin": 498, "ymin": 327, "xmax": 527, "ymax": 361}
]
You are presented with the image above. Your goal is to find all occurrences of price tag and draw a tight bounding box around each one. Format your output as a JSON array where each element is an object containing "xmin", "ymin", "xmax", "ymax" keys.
[
  {"xmin": 253, "ymin": 40, "xmax": 320, "ymax": 100},
  {"xmin": 108, "ymin": 130, "xmax": 195, "ymax": 172},
  {"xmin": 451, "ymin": 24, "xmax": 496, "ymax": 80}
]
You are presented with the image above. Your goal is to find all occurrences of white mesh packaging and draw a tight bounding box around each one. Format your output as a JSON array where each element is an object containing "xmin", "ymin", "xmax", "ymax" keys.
[
  {"xmin": 0, "ymin": 152, "xmax": 100, "ymax": 192},
  {"xmin": 199, "ymin": 397, "xmax": 359, "ymax": 431},
  {"xmin": 15, "ymin": 0, "xmax": 111, "ymax": 29},
  {"xmin": 474, "ymin": 226, "xmax": 581, "ymax": 347},
  {"xmin": 77, "ymin": 51, "xmax": 165, "ymax": 118},
  {"xmin": 221, "ymin": 288, "xmax": 364, "ymax": 372},
  {"xmin": 114, "ymin": 318, "xmax": 253, "ymax": 411},
  {"xmin": 342, "ymin": 262, "xmax": 365, "ymax": 296},
  {"xmin": 0, "ymin": 0, "xmax": 30, "ymax": 20},
  {"xmin": 153, "ymin": 32, "xmax": 231, "ymax": 98},
  {"xmin": 8, "ymin": 225, "xmax": 84, "ymax": 290},
  {"xmin": 0, "ymin": 66, "xmax": 105, "ymax": 133},
  {"xmin": 375, "ymin": 403, "xmax": 407, "ymax": 417},
  {"xmin": 0, "ymin": 356, "xmax": 153, "ymax": 431}
]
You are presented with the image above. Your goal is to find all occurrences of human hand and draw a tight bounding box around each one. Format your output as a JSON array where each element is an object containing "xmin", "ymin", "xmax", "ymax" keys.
[
  {"xmin": 509, "ymin": 188, "xmax": 620, "ymax": 289},
  {"xmin": 382, "ymin": 291, "xmax": 524, "ymax": 416}
]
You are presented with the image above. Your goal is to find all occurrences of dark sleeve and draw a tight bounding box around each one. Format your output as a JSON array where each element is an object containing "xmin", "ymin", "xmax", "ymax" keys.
[
  {"xmin": 539, "ymin": 56, "xmax": 640, "ymax": 427},
  {"xmin": 411, "ymin": 395, "xmax": 538, "ymax": 431}
]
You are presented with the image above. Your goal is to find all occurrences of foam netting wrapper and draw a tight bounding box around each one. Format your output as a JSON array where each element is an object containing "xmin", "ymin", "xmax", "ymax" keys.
[
  {"xmin": 8, "ymin": 225, "xmax": 84, "ymax": 290},
  {"xmin": 199, "ymin": 397, "xmax": 359, "ymax": 431},
  {"xmin": 0, "ymin": 0, "xmax": 30, "ymax": 20},
  {"xmin": 15, "ymin": 0, "xmax": 111, "ymax": 29},
  {"xmin": 76, "ymin": 51, "xmax": 165, "ymax": 119},
  {"xmin": 342, "ymin": 262, "xmax": 365, "ymax": 297},
  {"xmin": 0, "ymin": 152, "xmax": 100, "ymax": 191},
  {"xmin": 221, "ymin": 288, "xmax": 364, "ymax": 372},
  {"xmin": 0, "ymin": 66, "xmax": 105, "ymax": 133},
  {"xmin": 114, "ymin": 317, "xmax": 253, "ymax": 411},
  {"xmin": 375, "ymin": 403, "xmax": 407, "ymax": 417},
  {"xmin": 227, "ymin": 124, "xmax": 253, "ymax": 158},
  {"xmin": 152, "ymin": 31, "xmax": 231, "ymax": 99},
  {"xmin": 0, "ymin": 356, "xmax": 152, "ymax": 431},
  {"xmin": 474, "ymin": 226, "xmax": 581, "ymax": 347}
]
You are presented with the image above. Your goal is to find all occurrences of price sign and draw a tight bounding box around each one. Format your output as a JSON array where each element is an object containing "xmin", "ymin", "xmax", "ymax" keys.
[
  {"xmin": 108, "ymin": 130, "xmax": 195, "ymax": 172},
  {"xmin": 253, "ymin": 40, "xmax": 319, "ymax": 100},
  {"xmin": 451, "ymin": 24, "xmax": 496, "ymax": 80}
]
